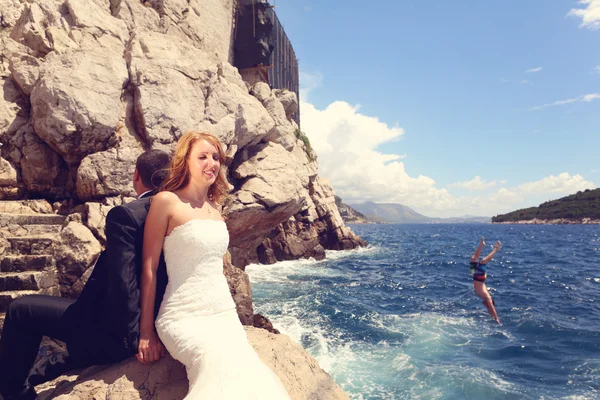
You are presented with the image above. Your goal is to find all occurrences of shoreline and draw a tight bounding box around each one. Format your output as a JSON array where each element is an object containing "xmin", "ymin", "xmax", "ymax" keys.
[{"xmin": 493, "ymin": 218, "xmax": 600, "ymax": 225}]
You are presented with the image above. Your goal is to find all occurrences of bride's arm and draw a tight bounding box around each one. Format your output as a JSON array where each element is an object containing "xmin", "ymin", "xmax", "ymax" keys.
[{"xmin": 138, "ymin": 191, "xmax": 174, "ymax": 364}]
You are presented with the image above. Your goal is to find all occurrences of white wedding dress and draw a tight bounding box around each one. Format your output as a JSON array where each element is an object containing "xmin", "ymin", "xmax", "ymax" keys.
[{"xmin": 155, "ymin": 219, "xmax": 291, "ymax": 399}]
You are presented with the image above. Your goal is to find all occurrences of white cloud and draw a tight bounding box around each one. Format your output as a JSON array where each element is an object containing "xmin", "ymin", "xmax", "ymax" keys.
[
  {"xmin": 532, "ymin": 92, "xmax": 600, "ymax": 110},
  {"xmin": 526, "ymin": 67, "xmax": 543, "ymax": 73},
  {"xmin": 520, "ymin": 80, "xmax": 533, "ymax": 85},
  {"xmin": 594, "ymin": 65, "xmax": 600, "ymax": 74},
  {"xmin": 300, "ymin": 99, "xmax": 467, "ymax": 216},
  {"xmin": 568, "ymin": 0, "xmax": 600, "ymax": 29},
  {"xmin": 300, "ymin": 76, "xmax": 597, "ymax": 218},
  {"xmin": 517, "ymin": 172, "xmax": 595, "ymax": 194},
  {"xmin": 489, "ymin": 187, "xmax": 524, "ymax": 205},
  {"xmin": 583, "ymin": 93, "xmax": 600, "ymax": 101},
  {"xmin": 448, "ymin": 176, "xmax": 497, "ymax": 191},
  {"xmin": 482, "ymin": 174, "xmax": 595, "ymax": 216}
]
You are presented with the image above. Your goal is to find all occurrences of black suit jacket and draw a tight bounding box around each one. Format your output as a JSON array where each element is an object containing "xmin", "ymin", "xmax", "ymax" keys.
[{"xmin": 67, "ymin": 193, "xmax": 167, "ymax": 363}]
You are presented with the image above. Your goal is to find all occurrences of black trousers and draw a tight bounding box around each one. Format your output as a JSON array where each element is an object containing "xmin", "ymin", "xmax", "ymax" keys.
[{"xmin": 0, "ymin": 295, "xmax": 79, "ymax": 397}]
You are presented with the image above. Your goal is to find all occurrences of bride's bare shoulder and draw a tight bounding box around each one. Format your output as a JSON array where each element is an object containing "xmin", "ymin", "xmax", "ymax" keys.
[{"xmin": 152, "ymin": 191, "xmax": 182, "ymax": 207}]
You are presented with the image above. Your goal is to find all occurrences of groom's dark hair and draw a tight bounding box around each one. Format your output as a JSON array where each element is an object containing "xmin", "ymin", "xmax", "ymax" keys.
[{"xmin": 136, "ymin": 149, "xmax": 172, "ymax": 190}]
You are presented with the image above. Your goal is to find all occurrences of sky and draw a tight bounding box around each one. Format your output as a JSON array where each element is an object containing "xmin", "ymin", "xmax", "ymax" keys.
[{"xmin": 274, "ymin": 0, "xmax": 600, "ymax": 218}]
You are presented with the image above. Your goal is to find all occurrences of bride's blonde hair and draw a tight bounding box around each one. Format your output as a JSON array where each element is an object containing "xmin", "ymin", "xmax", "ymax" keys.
[{"xmin": 161, "ymin": 131, "xmax": 229, "ymax": 205}]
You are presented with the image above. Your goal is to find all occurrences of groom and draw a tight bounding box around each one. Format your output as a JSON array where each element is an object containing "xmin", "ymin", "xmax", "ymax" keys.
[{"xmin": 0, "ymin": 149, "xmax": 171, "ymax": 400}]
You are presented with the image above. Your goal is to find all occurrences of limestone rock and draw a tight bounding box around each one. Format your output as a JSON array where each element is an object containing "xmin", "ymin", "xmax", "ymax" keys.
[
  {"xmin": 112, "ymin": 0, "xmax": 160, "ymax": 31},
  {"xmin": 8, "ymin": 51, "xmax": 41, "ymax": 95},
  {"xmin": 0, "ymin": 75, "xmax": 28, "ymax": 137},
  {"xmin": 232, "ymin": 141, "xmax": 309, "ymax": 206},
  {"xmin": 76, "ymin": 146, "xmax": 140, "ymax": 201},
  {"xmin": 126, "ymin": 30, "xmax": 212, "ymax": 147},
  {"xmin": 147, "ymin": 0, "xmax": 235, "ymax": 63},
  {"xmin": 310, "ymin": 176, "xmax": 367, "ymax": 251},
  {"xmin": 258, "ymin": 218, "xmax": 326, "ymax": 264},
  {"xmin": 84, "ymin": 201, "xmax": 116, "ymax": 244},
  {"xmin": 0, "ymin": 156, "xmax": 17, "ymax": 187},
  {"xmin": 30, "ymin": 45, "xmax": 128, "ymax": 164},
  {"xmin": 223, "ymin": 251, "xmax": 253, "ymax": 325},
  {"xmin": 35, "ymin": 327, "xmax": 349, "ymax": 400},
  {"xmin": 252, "ymin": 313, "xmax": 280, "ymax": 334},
  {"xmin": 247, "ymin": 328, "xmax": 350, "ymax": 400},
  {"xmin": 251, "ymin": 82, "xmax": 297, "ymax": 150},
  {"xmin": 36, "ymin": 353, "xmax": 188, "ymax": 400},
  {"xmin": 0, "ymin": 0, "xmax": 24, "ymax": 28},
  {"xmin": 15, "ymin": 123, "xmax": 68, "ymax": 196},
  {"xmin": 227, "ymin": 141, "xmax": 310, "ymax": 267},
  {"xmin": 206, "ymin": 74, "xmax": 274, "ymax": 149},
  {"xmin": 9, "ymin": 2, "xmax": 55, "ymax": 55},
  {"xmin": 66, "ymin": 0, "xmax": 128, "ymax": 43},
  {"xmin": 52, "ymin": 221, "xmax": 101, "ymax": 297},
  {"xmin": 274, "ymin": 89, "xmax": 299, "ymax": 120},
  {"xmin": 0, "ymin": 199, "xmax": 53, "ymax": 214}
]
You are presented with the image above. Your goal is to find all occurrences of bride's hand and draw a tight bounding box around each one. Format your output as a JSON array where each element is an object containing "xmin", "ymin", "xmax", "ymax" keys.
[{"xmin": 137, "ymin": 330, "xmax": 165, "ymax": 364}]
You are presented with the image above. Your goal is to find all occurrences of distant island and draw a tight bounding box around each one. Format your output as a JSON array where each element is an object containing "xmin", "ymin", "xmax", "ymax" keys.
[
  {"xmin": 336, "ymin": 199, "xmax": 490, "ymax": 224},
  {"xmin": 492, "ymin": 188, "xmax": 600, "ymax": 224}
]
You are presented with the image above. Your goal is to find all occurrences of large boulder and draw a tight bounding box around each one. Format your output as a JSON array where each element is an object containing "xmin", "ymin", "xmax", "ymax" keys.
[
  {"xmin": 52, "ymin": 220, "xmax": 102, "ymax": 297},
  {"xmin": 226, "ymin": 141, "xmax": 311, "ymax": 267},
  {"xmin": 5, "ymin": 122, "xmax": 69, "ymax": 197},
  {"xmin": 35, "ymin": 327, "xmax": 349, "ymax": 400},
  {"xmin": 30, "ymin": 43, "xmax": 128, "ymax": 164}
]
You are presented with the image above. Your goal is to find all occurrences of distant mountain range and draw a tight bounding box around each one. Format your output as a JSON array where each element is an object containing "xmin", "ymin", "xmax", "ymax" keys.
[{"xmin": 343, "ymin": 201, "xmax": 490, "ymax": 224}]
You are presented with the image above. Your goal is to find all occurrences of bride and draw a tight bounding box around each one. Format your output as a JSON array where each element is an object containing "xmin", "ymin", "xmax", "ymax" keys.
[{"xmin": 137, "ymin": 131, "xmax": 290, "ymax": 399}]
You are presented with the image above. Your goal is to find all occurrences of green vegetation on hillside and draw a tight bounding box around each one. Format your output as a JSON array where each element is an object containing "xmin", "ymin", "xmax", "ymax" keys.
[
  {"xmin": 295, "ymin": 128, "xmax": 316, "ymax": 162},
  {"xmin": 492, "ymin": 188, "xmax": 600, "ymax": 222}
]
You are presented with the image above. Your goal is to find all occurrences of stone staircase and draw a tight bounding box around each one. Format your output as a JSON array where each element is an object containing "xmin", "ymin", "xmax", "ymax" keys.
[{"xmin": 0, "ymin": 202, "xmax": 65, "ymax": 332}]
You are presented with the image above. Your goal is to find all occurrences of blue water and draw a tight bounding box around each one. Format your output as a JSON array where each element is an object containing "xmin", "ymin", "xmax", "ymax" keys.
[{"xmin": 246, "ymin": 224, "xmax": 600, "ymax": 400}]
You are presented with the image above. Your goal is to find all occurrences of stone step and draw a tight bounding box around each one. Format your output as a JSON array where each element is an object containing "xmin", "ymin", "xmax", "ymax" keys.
[
  {"xmin": 0, "ymin": 287, "xmax": 60, "ymax": 312},
  {"xmin": 0, "ymin": 270, "xmax": 56, "ymax": 291},
  {"xmin": 0, "ymin": 213, "xmax": 66, "ymax": 227},
  {"xmin": 0, "ymin": 255, "xmax": 55, "ymax": 273},
  {"xmin": 0, "ymin": 313, "xmax": 4, "ymax": 333},
  {"xmin": 1, "ymin": 223, "xmax": 62, "ymax": 237},
  {"xmin": 4, "ymin": 236, "xmax": 55, "ymax": 255}
]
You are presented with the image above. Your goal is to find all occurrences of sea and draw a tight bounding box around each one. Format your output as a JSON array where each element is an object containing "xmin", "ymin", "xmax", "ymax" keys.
[{"xmin": 246, "ymin": 224, "xmax": 600, "ymax": 400}]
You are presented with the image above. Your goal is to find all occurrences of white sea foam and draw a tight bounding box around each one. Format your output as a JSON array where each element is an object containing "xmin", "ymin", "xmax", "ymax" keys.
[
  {"xmin": 246, "ymin": 245, "xmax": 378, "ymax": 284},
  {"xmin": 324, "ymin": 244, "xmax": 381, "ymax": 259},
  {"xmin": 559, "ymin": 395, "xmax": 600, "ymax": 400},
  {"xmin": 246, "ymin": 258, "xmax": 343, "ymax": 284}
]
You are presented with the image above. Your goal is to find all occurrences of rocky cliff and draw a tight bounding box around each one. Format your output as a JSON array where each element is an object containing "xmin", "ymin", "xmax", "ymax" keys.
[
  {"xmin": 0, "ymin": 0, "xmax": 365, "ymax": 288},
  {"xmin": 34, "ymin": 327, "xmax": 349, "ymax": 400},
  {"xmin": 0, "ymin": 0, "xmax": 364, "ymax": 395},
  {"xmin": 335, "ymin": 195, "xmax": 369, "ymax": 224}
]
